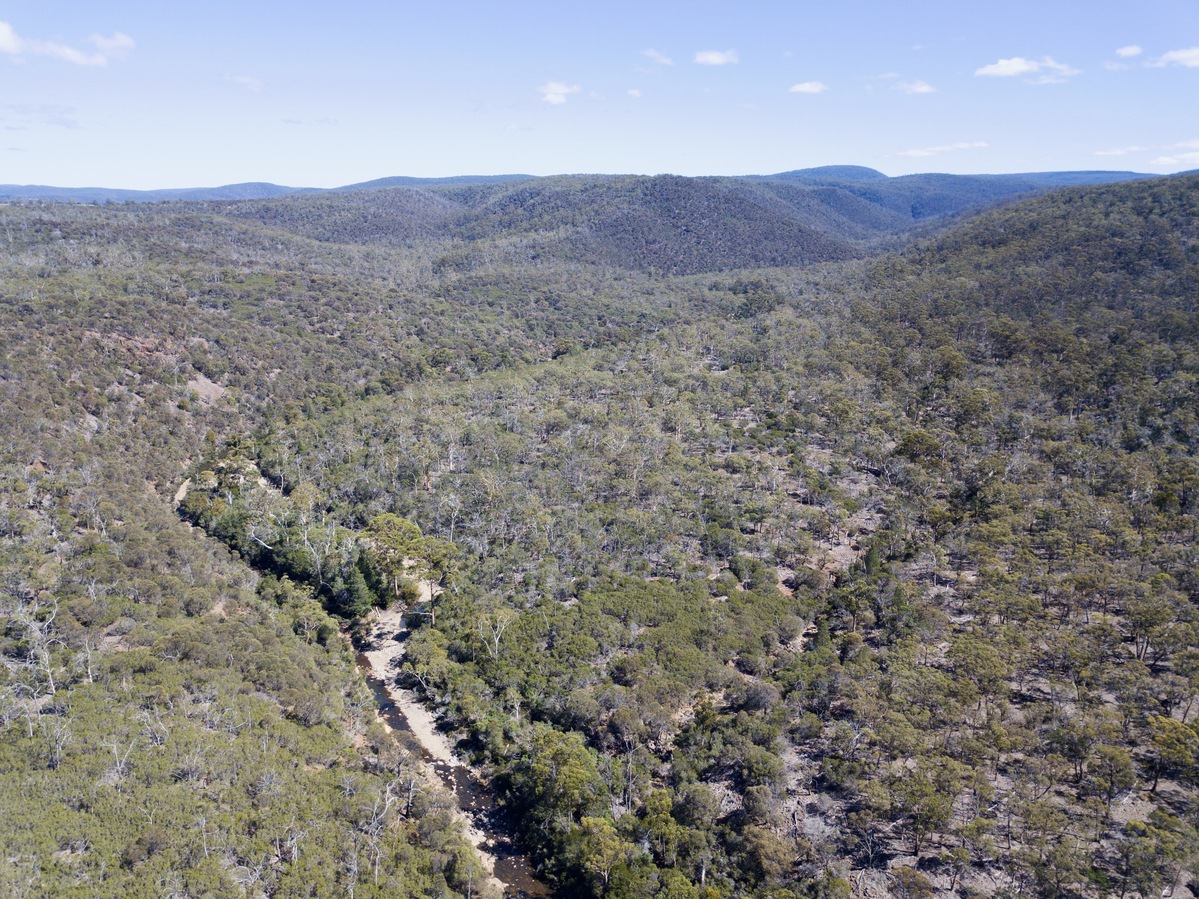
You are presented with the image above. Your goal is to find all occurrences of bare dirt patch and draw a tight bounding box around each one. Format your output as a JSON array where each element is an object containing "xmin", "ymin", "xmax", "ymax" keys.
[{"xmin": 186, "ymin": 373, "xmax": 226, "ymax": 405}]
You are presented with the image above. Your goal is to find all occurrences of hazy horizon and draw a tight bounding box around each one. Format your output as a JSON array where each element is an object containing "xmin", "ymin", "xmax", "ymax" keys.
[{"xmin": 0, "ymin": 163, "xmax": 1169, "ymax": 194}]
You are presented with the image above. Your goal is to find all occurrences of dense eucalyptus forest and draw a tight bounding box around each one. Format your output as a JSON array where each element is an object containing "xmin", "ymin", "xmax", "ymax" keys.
[{"xmin": 1, "ymin": 169, "xmax": 1197, "ymax": 898}]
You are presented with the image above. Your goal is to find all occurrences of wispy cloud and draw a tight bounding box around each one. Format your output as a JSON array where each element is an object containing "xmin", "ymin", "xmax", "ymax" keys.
[
  {"xmin": 1152, "ymin": 139, "xmax": 1199, "ymax": 166},
  {"xmin": 90, "ymin": 32, "xmax": 134, "ymax": 58},
  {"xmin": 975, "ymin": 56, "xmax": 1080, "ymax": 83},
  {"xmin": 899, "ymin": 141, "xmax": 988, "ymax": 158},
  {"xmin": 1152, "ymin": 150, "xmax": 1199, "ymax": 166},
  {"xmin": 642, "ymin": 48, "xmax": 673, "ymax": 66},
  {"xmin": 895, "ymin": 80, "xmax": 936, "ymax": 94},
  {"xmin": 1104, "ymin": 47, "xmax": 1143, "ymax": 71},
  {"xmin": 627, "ymin": 88, "xmax": 642, "ymax": 98},
  {"xmin": 1094, "ymin": 145, "xmax": 1149, "ymax": 156},
  {"xmin": 1151, "ymin": 46, "xmax": 1199, "ymax": 68},
  {"xmin": 1092, "ymin": 139, "xmax": 1199, "ymax": 166},
  {"xmin": 788, "ymin": 81, "xmax": 828, "ymax": 94},
  {"xmin": 0, "ymin": 22, "xmax": 16, "ymax": 55},
  {"xmin": 226, "ymin": 75, "xmax": 263, "ymax": 94},
  {"xmin": 2, "ymin": 103, "xmax": 80, "ymax": 129},
  {"xmin": 694, "ymin": 49, "xmax": 738, "ymax": 66},
  {"xmin": 0, "ymin": 20, "xmax": 134, "ymax": 67},
  {"xmin": 538, "ymin": 81, "xmax": 580, "ymax": 105},
  {"xmin": 864, "ymin": 72, "xmax": 928, "ymax": 94}
]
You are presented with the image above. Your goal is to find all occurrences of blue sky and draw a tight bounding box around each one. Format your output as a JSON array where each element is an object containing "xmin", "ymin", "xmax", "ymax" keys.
[{"xmin": 2, "ymin": 1, "xmax": 1197, "ymax": 188}]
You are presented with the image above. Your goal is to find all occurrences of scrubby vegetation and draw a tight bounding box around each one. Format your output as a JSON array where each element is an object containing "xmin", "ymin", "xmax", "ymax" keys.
[{"xmin": 2, "ymin": 171, "xmax": 1197, "ymax": 897}]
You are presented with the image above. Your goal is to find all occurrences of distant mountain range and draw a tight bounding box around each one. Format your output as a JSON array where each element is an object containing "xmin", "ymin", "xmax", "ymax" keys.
[
  {"xmin": 0, "ymin": 167, "xmax": 1152, "ymax": 205},
  {"xmin": 0, "ymin": 175, "xmax": 535, "ymax": 203}
]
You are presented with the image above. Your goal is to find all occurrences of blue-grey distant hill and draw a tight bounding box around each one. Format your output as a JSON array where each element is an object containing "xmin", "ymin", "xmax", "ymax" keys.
[
  {"xmin": 755, "ymin": 165, "xmax": 891, "ymax": 183},
  {"xmin": 0, "ymin": 181, "xmax": 323, "ymax": 203},
  {"xmin": 0, "ymin": 176, "xmax": 534, "ymax": 203},
  {"xmin": 0, "ymin": 167, "xmax": 1153, "ymax": 206}
]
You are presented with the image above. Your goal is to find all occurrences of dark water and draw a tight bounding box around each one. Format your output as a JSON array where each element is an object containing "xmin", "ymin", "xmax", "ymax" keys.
[{"xmin": 356, "ymin": 653, "xmax": 553, "ymax": 898}]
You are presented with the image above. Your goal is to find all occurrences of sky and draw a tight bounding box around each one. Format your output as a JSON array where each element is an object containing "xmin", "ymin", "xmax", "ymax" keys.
[{"xmin": 1, "ymin": 0, "xmax": 1197, "ymax": 189}]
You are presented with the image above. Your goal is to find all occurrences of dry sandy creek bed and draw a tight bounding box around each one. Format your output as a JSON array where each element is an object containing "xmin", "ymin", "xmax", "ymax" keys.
[{"xmin": 356, "ymin": 602, "xmax": 552, "ymax": 899}]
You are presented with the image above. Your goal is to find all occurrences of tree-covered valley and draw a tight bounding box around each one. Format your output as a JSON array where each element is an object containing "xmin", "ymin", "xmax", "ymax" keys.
[{"xmin": 2, "ymin": 170, "xmax": 1197, "ymax": 898}]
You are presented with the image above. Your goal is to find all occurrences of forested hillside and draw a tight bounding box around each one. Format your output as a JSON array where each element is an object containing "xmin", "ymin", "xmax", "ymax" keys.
[
  {"xmin": 208, "ymin": 170, "xmax": 1152, "ymax": 275},
  {"xmin": 2, "ymin": 172, "xmax": 1197, "ymax": 898}
]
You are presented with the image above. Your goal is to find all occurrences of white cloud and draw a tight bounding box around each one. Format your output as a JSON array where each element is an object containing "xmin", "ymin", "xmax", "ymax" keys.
[
  {"xmin": 226, "ymin": 75, "xmax": 263, "ymax": 93},
  {"xmin": 642, "ymin": 48, "xmax": 673, "ymax": 66},
  {"xmin": 1152, "ymin": 47, "xmax": 1199, "ymax": 68},
  {"xmin": 899, "ymin": 141, "xmax": 988, "ymax": 158},
  {"xmin": 627, "ymin": 88, "xmax": 642, "ymax": 98},
  {"xmin": 0, "ymin": 20, "xmax": 134, "ymax": 66},
  {"xmin": 788, "ymin": 81, "xmax": 827, "ymax": 94},
  {"xmin": 538, "ymin": 81, "xmax": 580, "ymax": 105},
  {"xmin": 975, "ymin": 56, "xmax": 1080, "ymax": 82},
  {"xmin": 975, "ymin": 56, "xmax": 1040, "ymax": 77},
  {"xmin": 694, "ymin": 49, "xmax": 738, "ymax": 66},
  {"xmin": 896, "ymin": 80, "xmax": 936, "ymax": 94},
  {"xmin": 1116, "ymin": 45, "xmax": 1142, "ymax": 58}
]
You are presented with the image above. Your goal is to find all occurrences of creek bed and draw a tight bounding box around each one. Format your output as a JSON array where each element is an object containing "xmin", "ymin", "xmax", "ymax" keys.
[{"xmin": 355, "ymin": 619, "xmax": 553, "ymax": 899}]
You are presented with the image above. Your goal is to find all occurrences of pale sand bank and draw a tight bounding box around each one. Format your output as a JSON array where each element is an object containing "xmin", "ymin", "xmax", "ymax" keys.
[{"xmin": 360, "ymin": 601, "xmax": 507, "ymax": 897}]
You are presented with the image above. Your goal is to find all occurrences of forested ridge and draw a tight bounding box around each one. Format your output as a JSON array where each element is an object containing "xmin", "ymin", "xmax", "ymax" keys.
[
  {"xmin": 2, "ymin": 172, "xmax": 1197, "ymax": 897},
  {"xmin": 204, "ymin": 170, "xmax": 1152, "ymax": 275}
]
